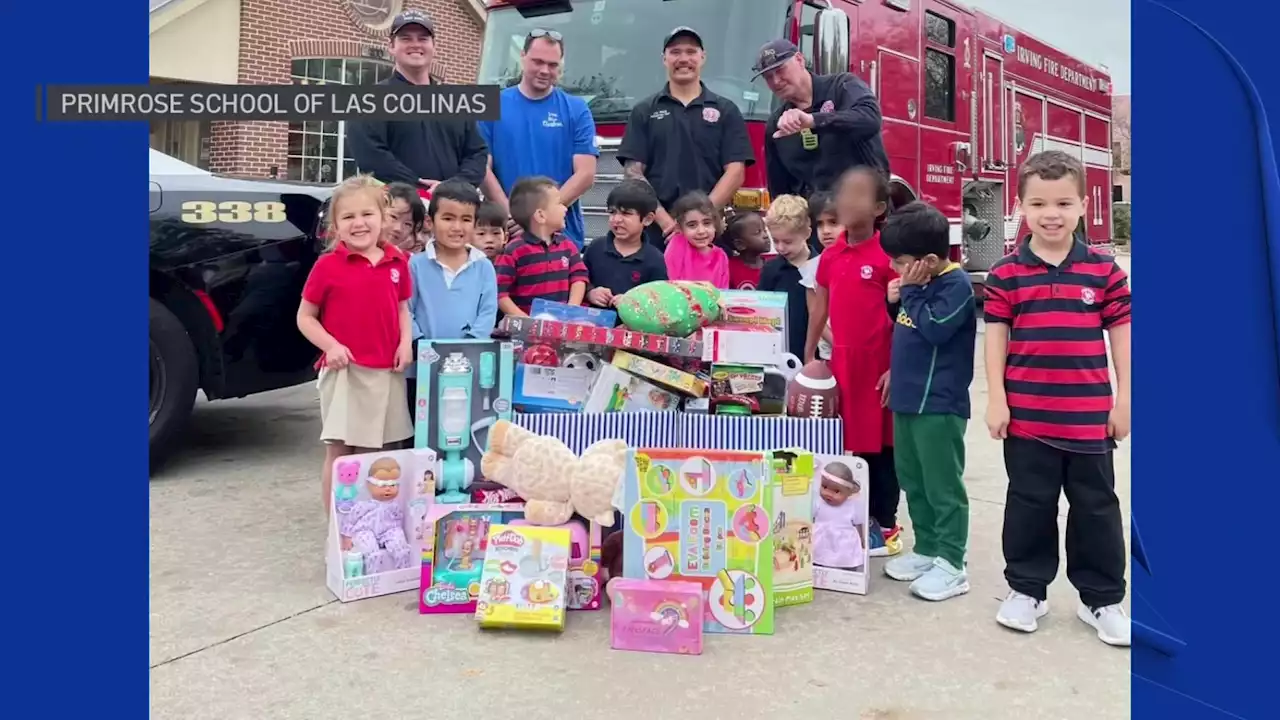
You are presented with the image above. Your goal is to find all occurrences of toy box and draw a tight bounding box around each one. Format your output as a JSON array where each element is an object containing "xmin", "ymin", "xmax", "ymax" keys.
[
  {"xmin": 327, "ymin": 448, "xmax": 437, "ymax": 603},
  {"xmin": 768, "ymin": 451, "xmax": 815, "ymax": 606},
  {"xmin": 712, "ymin": 290, "xmax": 790, "ymax": 351},
  {"xmin": 811, "ymin": 454, "xmax": 872, "ymax": 596},
  {"xmin": 531, "ymin": 298, "xmax": 617, "ymax": 328},
  {"xmin": 512, "ymin": 363, "xmax": 598, "ymax": 412},
  {"xmin": 708, "ymin": 364, "xmax": 787, "ymax": 415},
  {"xmin": 621, "ymin": 448, "xmax": 776, "ymax": 635},
  {"xmin": 499, "ymin": 316, "xmax": 704, "ymax": 359},
  {"xmin": 609, "ymin": 578, "xmax": 704, "ymax": 655},
  {"xmin": 702, "ymin": 328, "xmax": 786, "ymax": 364},
  {"xmin": 475, "ymin": 524, "xmax": 572, "ymax": 631},
  {"xmin": 583, "ymin": 365, "xmax": 682, "ymax": 413},
  {"xmin": 414, "ymin": 340, "xmax": 516, "ymax": 502},
  {"xmin": 611, "ymin": 350, "xmax": 709, "ymax": 397},
  {"xmin": 419, "ymin": 503, "xmax": 525, "ymax": 614}
]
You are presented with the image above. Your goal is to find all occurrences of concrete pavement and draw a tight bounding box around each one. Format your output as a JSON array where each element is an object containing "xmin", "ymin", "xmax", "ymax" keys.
[{"xmin": 150, "ymin": 261, "xmax": 1132, "ymax": 719}]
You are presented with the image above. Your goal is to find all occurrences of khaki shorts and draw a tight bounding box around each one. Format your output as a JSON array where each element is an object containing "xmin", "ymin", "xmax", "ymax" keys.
[{"xmin": 318, "ymin": 364, "xmax": 413, "ymax": 449}]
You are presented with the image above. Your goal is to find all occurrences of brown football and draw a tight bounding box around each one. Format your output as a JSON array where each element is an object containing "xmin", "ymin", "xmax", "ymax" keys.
[{"xmin": 786, "ymin": 360, "xmax": 840, "ymax": 419}]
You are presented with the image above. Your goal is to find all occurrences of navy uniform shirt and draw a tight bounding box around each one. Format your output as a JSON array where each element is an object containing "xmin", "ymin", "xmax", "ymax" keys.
[
  {"xmin": 765, "ymin": 72, "xmax": 890, "ymax": 198},
  {"xmin": 582, "ymin": 233, "xmax": 668, "ymax": 312},
  {"xmin": 758, "ymin": 255, "xmax": 810, "ymax": 356},
  {"xmin": 617, "ymin": 84, "xmax": 756, "ymax": 210},
  {"xmin": 888, "ymin": 264, "xmax": 978, "ymax": 419}
]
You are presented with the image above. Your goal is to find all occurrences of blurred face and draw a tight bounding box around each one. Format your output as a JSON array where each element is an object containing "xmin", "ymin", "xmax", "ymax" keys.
[
  {"xmin": 815, "ymin": 211, "xmax": 841, "ymax": 248},
  {"xmin": 383, "ymin": 197, "xmax": 416, "ymax": 249},
  {"xmin": 836, "ymin": 171, "xmax": 886, "ymax": 234},
  {"xmin": 819, "ymin": 477, "xmax": 854, "ymax": 506},
  {"xmin": 427, "ymin": 198, "xmax": 476, "ymax": 252},
  {"xmin": 608, "ymin": 207, "xmax": 650, "ymax": 243},
  {"xmin": 473, "ymin": 224, "xmax": 506, "ymax": 258},
  {"xmin": 390, "ymin": 27, "xmax": 436, "ymax": 72},
  {"xmin": 762, "ymin": 54, "xmax": 810, "ymax": 104},
  {"xmin": 663, "ymin": 38, "xmax": 704, "ymax": 84},
  {"xmin": 333, "ymin": 190, "xmax": 384, "ymax": 253},
  {"xmin": 521, "ymin": 37, "xmax": 563, "ymax": 93},
  {"xmin": 1018, "ymin": 174, "xmax": 1086, "ymax": 245},
  {"xmin": 680, "ymin": 209, "xmax": 717, "ymax": 249},
  {"xmin": 732, "ymin": 215, "xmax": 771, "ymax": 256},
  {"xmin": 536, "ymin": 188, "xmax": 568, "ymax": 233},
  {"xmin": 770, "ymin": 225, "xmax": 810, "ymax": 262}
]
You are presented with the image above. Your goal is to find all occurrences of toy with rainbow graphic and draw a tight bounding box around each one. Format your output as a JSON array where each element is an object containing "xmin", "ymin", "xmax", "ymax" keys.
[{"xmin": 609, "ymin": 578, "xmax": 704, "ymax": 655}]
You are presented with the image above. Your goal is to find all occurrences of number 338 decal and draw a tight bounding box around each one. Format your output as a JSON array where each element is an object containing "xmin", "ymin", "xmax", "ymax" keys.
[{"xmin": 181, "ymin": 201, "xmax": 287, "ymax": 224}]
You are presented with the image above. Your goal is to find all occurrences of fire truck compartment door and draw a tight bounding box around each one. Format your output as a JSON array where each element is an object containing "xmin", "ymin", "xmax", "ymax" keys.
[{"xmin": 982, "ymin": 52, "xmax": 1006, "ymax": 169}]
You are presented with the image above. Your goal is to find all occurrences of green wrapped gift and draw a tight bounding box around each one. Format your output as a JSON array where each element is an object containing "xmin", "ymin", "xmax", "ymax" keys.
[{"xmin": 615, "ymin": 281, "xmax": 722, "ymax": 337}]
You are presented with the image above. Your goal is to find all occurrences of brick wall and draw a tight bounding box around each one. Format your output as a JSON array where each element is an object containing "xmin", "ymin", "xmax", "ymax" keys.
[{"xmin": 208, "ymin": 0, "xmax": 484, "ymax": 177}]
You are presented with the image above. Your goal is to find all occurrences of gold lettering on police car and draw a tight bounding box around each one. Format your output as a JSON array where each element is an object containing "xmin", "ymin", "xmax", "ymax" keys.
[{"xmin": 181, "ymin": 200, "xmax": 287, "ymax": 224}]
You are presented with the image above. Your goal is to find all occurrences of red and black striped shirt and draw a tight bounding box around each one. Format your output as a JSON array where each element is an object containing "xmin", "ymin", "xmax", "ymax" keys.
[
  {"xmin": 984, "ymin": 239, "xmax": 1131, "ymax": 453},
  {"xmin": 494, "ymin": 233, "xmax": 589, "ymax": 313}
]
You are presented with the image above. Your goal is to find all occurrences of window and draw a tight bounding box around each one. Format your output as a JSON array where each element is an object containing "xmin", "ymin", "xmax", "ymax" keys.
[
  {"xmin": 1112, "ymin": 184, "xmax": 1124, "ymax": 203},
  {"xmin": 799, "ymin": 2, "xmax": 820, "ymax": 71},
  {"xmin": 923, "ymin": 11, "xmax": 956, "ymax": 123},
  {"xmin": 925, "ymin": 12, "xmax": 955, "ymax": 48},
  {"xmin": 288, "ymin": 58, "xmax": 393, "ymax": 183}
]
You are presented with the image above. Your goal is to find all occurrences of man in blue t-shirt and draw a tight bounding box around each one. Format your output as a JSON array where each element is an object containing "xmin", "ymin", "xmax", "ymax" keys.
[{"xmin": 479, "ymin": 30, "xmax": 599, "ymax": 248}]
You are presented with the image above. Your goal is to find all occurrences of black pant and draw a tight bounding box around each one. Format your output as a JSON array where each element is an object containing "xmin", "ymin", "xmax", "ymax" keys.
[
  {"xmin": 864, "ymin": 446, "xmax": 899, "ymax": 529},
  {"xmin": 1002, "ymin": 437, "xmax": 1126, "ymax": 607}
]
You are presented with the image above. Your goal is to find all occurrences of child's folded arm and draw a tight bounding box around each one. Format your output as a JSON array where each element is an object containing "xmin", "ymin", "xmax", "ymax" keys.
[{"xmin": 900, "ymin": 279, "xmax": 974, "ymax": 346}]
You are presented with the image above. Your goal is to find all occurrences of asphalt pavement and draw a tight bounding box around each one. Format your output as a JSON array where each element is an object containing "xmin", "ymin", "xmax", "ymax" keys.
[{"xmin": 150, "ymin": 255, "xmax": 1132, "ymax": 719}]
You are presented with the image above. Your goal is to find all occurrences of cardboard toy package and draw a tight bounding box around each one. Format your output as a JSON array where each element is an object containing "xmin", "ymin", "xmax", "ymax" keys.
[
  {"xmin": 711, "ymin": 290, "xmax": 790, "ymax": 351},
  {"xmin": 512, "ymin": 362, "xmax": 599, "ymax": 413},
  {"xmin": 499, "ymin": 316, "xmax": 704, "ymax": 359},
  {"xmin": 768, "ymin": 451, "xmax": 816, "ymax": 607},
  {"xmin": 414, "ymin": 340, "xmax": 516, "ymax": 502},
  {"xmin": 327, "ymin": 448, "xmax": 437, "ymax": 603},
  {"xmin": 475, "ymin": 524, "xmax": 573, "ymax": 631},
  {"xmin": 810, "ymin": 454, "xmax": 872, "ymax": 596},
  {"xmin": 609, "ymin": 578, "xmax": 705, "ymax": 655},
  {"xmin": 530, "ymin": 298, "xmax": 617, "ymax": 328},
  {"xmin": 611, "ymin": 350, "xmax": 708, "ymax": 398},
  {"xmin": 583, "ymin": 365, "xmax": 682, "ymax": 413}
]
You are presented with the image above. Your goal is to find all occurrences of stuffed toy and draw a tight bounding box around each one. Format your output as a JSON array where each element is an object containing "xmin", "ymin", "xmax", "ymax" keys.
[{"xmin": 480, "ymin": 420, "xmax": 628, "ymax": 527}]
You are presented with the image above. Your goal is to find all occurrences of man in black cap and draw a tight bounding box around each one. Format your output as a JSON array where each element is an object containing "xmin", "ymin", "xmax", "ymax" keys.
[
  {"xmin": 617, "ymin": 26, "xmax": 754, "ymax": 248},
  {"xmin": 754, "ymin": 39, "xmax": 889, "ymax": 199},
  {"xmin": 347, "ymin": 10, "xmax": 489, "ymax": 191}
]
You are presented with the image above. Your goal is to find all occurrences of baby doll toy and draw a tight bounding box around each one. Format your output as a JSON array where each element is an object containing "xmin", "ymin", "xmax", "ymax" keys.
[
  {"xmin": 339, "ymin": 457, "xmax": 414, "ymax": 576},
  {"xmin": 811, "ymin": 460, "xmax": 866, "ymax": 571}
]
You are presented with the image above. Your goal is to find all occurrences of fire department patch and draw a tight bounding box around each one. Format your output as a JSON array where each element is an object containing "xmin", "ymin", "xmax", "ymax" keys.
[
  {"xmin": 703, "ymin": 107, "xmax": 721, "ymax": 123},
  {"xmin": 820, "ymin": 100, "xmax": 834, "ymax": 113},
  {"xmin": 861, "ymin": 265, "xmax": 873, "ymax": 280},
  {"xmin": 1081, "ymin": 288, "xmax": 1096, "ymax": 305}
]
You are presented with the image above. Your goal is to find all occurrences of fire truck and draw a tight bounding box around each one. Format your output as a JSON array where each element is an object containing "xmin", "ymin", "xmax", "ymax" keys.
[{"xmin": 479, "ymin": 0, "xmax": 1115, "ymax": 278}]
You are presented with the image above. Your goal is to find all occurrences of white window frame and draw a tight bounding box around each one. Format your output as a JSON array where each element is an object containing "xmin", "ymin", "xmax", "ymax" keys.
[{"xmin": 288, "ymin": 57, "xmax": 394, "ymax": 183}]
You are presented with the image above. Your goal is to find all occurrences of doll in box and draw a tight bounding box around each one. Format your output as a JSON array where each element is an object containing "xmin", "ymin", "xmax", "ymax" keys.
[
  {"xmin": 339, "ymin": 457, "xmax": 414, "ymax": 574},
  {"xmin": 812, "ymin": 460, "xmax": 866, "ymax": 572}
]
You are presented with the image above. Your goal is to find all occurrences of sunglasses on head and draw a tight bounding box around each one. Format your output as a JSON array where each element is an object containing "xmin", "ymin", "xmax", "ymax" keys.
[{"xmin": 528, "ymin": 29, "xmax": 564, "ymax": 41}]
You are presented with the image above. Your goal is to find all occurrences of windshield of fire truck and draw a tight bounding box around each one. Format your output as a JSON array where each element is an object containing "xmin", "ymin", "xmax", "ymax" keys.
[{"xmin": 478, "ymin": 0, "xmax": 784, "ymax": 122}]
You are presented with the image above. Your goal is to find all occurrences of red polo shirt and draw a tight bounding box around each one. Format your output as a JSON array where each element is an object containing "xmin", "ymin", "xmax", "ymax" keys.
[
  {"xmin": 301, "ymin": 242, "xmax": 411, "ymax": 369},
  {"xmin": 816, "ymin": 231, "xmax": 897, "ymax": 349}
]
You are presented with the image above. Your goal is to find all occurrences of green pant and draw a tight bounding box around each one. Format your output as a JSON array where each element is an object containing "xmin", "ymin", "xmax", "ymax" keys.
[{"xmin": 893, "ymin": 413, "xmax": 969, "ymax": 568}]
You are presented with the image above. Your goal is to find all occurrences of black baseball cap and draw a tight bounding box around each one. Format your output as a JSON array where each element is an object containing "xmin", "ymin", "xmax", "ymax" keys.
[
  {"xmin": 663, "ymin": 26, "xmax": 703, "ymax": 49},
  {"xmin": 752, "ymin": 39, "xmax": 799, "ymax": 79},
  {"xmin": 391, "ymin": 10, "xmax": 435, "ymax": 36}
]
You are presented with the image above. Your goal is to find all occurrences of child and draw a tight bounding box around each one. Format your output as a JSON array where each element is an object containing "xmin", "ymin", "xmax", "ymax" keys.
[
  {"xmin": 723, "ymin": 212, "xmax": 773, "ymax": 290},
  {"xmin": 583, "ymin": 179, "xmax": 668, "ymax": 310},
  {"xmin": 798, "ymin": 191, "xmax": 841, "ymax": 360},
  {"xmin": 985, "ymin": 150, "xmax": 1131, "ymax": 646},
  {"xmin": 804, "ymin": 166, "xmax": 903, "ymax": 558},
  {"xmin": 495, "ymin": 176, "xmax": 589, "ymax": 317},
  {"xmin": 812, "ymin": 459, "xmax": 866, "ymax": 572},
  {"xmin": 384, "ymin": 182, "xmax": 427, "ymax": 253},
  {"xmin": 663, "ymin": 191, "xmax": 729, "ymax": 288},
  {"xmin": 757, "ymin": 195, "xmax": 812, "ymax": 356},
  {"xmin": 473, "ymin": 201, "xmax": 509, "ymax": 260},
  {"xmin": 878, "ymin": 201, "xmax": 976, "ymax": 602},
  {"xmin": 297, "ymin": 175, "xmax": 414, "ymax": 512}
]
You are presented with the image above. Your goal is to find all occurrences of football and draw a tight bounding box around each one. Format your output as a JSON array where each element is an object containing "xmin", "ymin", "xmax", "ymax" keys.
[{"xmin": 786, "ymin": 360, "xmax": 840, "ymax": 419}]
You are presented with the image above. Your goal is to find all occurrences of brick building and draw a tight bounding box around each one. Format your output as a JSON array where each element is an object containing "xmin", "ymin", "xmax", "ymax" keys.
[
  {"xmin": 1111, "ymin": 94, "xmax": 1130, "ymax": 203},
  {"xmin": 149, "ymin": 0, "xmax": 487, "ymax": 179}
]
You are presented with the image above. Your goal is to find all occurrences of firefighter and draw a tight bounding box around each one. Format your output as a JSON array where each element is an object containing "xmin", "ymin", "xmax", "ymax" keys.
[
  {"xmin": 617, "ymin": 26, "xmax": 755, "ymax": 249},
  {"xmin": 754, "ymin": 39, "xmax": 890, "ymax": 200}
]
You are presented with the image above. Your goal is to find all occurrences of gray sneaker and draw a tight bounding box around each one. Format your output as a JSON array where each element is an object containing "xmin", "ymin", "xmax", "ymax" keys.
[
  {"xmin": 884, "ymin": 552, "xmax": 936, "ymax": 582},
  {"xmin": 1077, "ymin": 602, "xmax": 1132, "ymax": 647},
  {"xmin": 996, "ymin": 590, "xmax": 1048, "ymax": 633}
]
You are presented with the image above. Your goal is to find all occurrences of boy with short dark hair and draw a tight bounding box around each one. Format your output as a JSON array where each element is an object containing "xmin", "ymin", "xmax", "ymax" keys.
[
  {"xmin": 473, "ymin": 201, "xmax": 509, "ymax": 260},
  {"xmin": 877, "ymin": 201, "xmax": 976, "ymax": 603},
  {"xmin": 495, "ymin": 176, "xmax": 589, "ymax": 317},
  {"xmin": 583, "ymin": 179, "xmax": 668, "ymax": 310},
  {"xmin": 985, "ymin": 150, "xmax": 1132, "ymax": 647}
]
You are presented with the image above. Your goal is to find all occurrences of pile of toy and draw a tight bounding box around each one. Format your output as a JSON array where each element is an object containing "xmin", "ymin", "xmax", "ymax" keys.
[{"xmin": 324, "ymin": 282, "xmax": 874, "ymax": 654}]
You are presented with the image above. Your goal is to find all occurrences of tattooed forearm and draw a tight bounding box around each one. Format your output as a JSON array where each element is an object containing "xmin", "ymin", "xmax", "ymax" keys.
[{"xmin": 624, "ymin": 160, "xmax": 647, "ymax": 181}]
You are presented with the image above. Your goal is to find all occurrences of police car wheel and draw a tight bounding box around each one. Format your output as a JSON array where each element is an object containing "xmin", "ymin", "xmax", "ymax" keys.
[{"xmin": 149, "ymin": 298, "xmax": 199, "ymax": 468}]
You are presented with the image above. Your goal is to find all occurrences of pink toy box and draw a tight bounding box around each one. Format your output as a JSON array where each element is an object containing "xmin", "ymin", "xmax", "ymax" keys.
[
  {"xmin": 609, "ymin": 579, "xmax": 704, "ymax": 655},
  {"xmin": 420, "ymin": 505, "xmax": 605, "ymax": 613}
]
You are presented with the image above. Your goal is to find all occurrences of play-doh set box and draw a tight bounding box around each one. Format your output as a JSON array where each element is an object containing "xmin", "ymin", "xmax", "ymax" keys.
[
  {"xmin": 768, "ymin": 450, "xmax": 815, "ymax": 607},
  {"xmin": 810, "ymin": 454, "xmax": 872, "ymax": 596},
  {"xmin": 420, "ymin": 503, "xmax": 604, "ymax": 614},
  {"xmin": 621, "ymin": 448, "xmax": 777, "ymax": 635},
  {"xmin": 326, "ymin": 448, "xmax": 437, "ymax": 603},
  {"xmin": 413, "ymin": 339, "xmax": 515, "ymax": 503},
  {"xmin": 608, "ymin": 578, "xmax": 704, "ymax": 655},
  {"xmin": 475, "ymin": 524, "xmax": 574, "ymax": 631}
]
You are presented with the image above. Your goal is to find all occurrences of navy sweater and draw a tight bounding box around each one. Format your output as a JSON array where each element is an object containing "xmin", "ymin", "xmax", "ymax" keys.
[{"xmin": 887, "ymin": 264, "xmax": 977, "ymax": 418}]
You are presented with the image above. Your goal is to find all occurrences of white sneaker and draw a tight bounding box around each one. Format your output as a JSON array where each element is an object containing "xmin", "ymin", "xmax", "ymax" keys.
[
  {"xmin": 1077, "ymin": 602, "xmax": 1132, "ymax": 647},
  {"xmin": 884, "ymin": 552, "xmax": 936, "ymax": 582},
  {"xmin": 996, "ymin": 590, "xmax": 1048, "ymax": 633}
]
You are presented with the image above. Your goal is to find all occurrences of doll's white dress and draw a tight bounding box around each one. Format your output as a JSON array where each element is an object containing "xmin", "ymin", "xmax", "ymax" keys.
[{"xmin": 812, "ymin": 494, "xmax": 865, "ymax": 568}]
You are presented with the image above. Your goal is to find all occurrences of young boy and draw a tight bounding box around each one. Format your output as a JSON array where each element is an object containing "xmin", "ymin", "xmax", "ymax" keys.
[
  {"xmin": 473, "ymin": 201, "xmax": 509, "ymax": 261},
  {"xmin": 877, "ymin": 201, "xmax": 976, "ymax": 602},
  {"xmin": 758, "ymin": 195, "xmax": 812, "ymax": 356},
  {"xmin": 406, "ymin": 180, "xmax": 499, "ymax": 419},
  {"xmin": 804, "ymin": 167, "xmax": 904, "ymax": 557},
  {"xmin": 583, "ymin": 179, "xmax": 668, "ymax": 310},
  {"xmin": 495, "ymin": 176, "xmax": 589, "ymax": 317},
  {"xmin": 985, "ymin": 150, "xmax": 1131, "ymax": 646},
  {"xmin": 724, "ymin": 213, "xmax": 774, "ymax": 290}
]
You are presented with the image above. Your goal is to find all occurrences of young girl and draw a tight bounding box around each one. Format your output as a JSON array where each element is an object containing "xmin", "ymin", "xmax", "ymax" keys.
[
  {"xmin": 723, "ymin": 212, "xmax": 773, "ymax": 290},
  {"xmin": 804, "ymin": 167, "xmax": 903, "ymax": 558},
  {"xmin": 297, "ymin": 175, "xmax": 415, "ymax": 512},
  {"xmin": 812, "ymin": 459, "xmax": 866, "ymax": 571},
  {"xmin": 385, "ymin": 182, "xmax": 427, "ymax": 253},
  {"xmin": 799, "ymin": 191, "xmax": 841, "ymax": 361},
  {"xmin": 663, "ymin": 192, "xmax": 729, "ymax": 288}
]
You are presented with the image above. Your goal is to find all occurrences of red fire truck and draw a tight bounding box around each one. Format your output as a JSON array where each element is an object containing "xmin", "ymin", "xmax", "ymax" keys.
[{"xmin": 480, "ymin": 0, "xmax": 1115, "ymax": 277}]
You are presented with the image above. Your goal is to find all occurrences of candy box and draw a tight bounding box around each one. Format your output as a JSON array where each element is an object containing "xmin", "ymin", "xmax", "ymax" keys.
[
  {"xmin": 475, "ymin": 524, "xmax": 572, "ymax": 631},
  {"xmin": 609, "ymin": 578, "xmax": 704, "ymax": 655},
  {"xmin": 531, "ymin": 298, "xmax": 617, "ymax": 328}
]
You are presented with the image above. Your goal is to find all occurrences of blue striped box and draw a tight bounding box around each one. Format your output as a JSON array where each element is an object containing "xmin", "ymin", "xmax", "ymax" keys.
[
  {"xmin": 679, "ymin": 416, "xmax": 845, "ymax": 455},
  {"xmin": 512, "ymin": 412, "xmax": 682, "ymax": 455}
]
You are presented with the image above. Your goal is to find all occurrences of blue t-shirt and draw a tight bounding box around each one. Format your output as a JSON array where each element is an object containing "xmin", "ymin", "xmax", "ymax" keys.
[{"xmin": 478, "ymin": 86, "xmax": 598, "ymax": 248}]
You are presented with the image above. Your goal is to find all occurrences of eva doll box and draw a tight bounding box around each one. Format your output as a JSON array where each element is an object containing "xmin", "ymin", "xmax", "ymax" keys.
[
  {"xmin": 326, "ymin": 448, "xmax": 437, "ymax": 603},
  {"xmin": 475, "ymin": 524, "xmax": 573, "ymax": 631},
  {"xmin": 810, "ymin": 454, "xmax": 872, "ymax": 596}
]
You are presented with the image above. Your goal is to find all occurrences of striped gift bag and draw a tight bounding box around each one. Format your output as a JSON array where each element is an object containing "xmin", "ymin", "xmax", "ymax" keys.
[
  {"xmin": 679, "ymin": 415, "xmax": 845, "ymax": 455},
  {"xmin": 512, "ymin": 412, "xmax": 682, "ymax": 455}
]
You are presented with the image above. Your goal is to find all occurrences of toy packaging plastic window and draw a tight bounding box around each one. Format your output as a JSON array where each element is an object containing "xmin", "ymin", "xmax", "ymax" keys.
[
  {"xmin": 609, "ymin": 578, "xmax": 704, "ymax": 655},
  {"xmin": 475, "ymin": 524, "xmax": 572, "ymax": 631},
  {"xmin": 419, "ymin": 503, "xmax": 525, "ymax": 614},
  {"xmin": 811, "ymin": 454, "xmax": 872, "ymax": 596}
]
